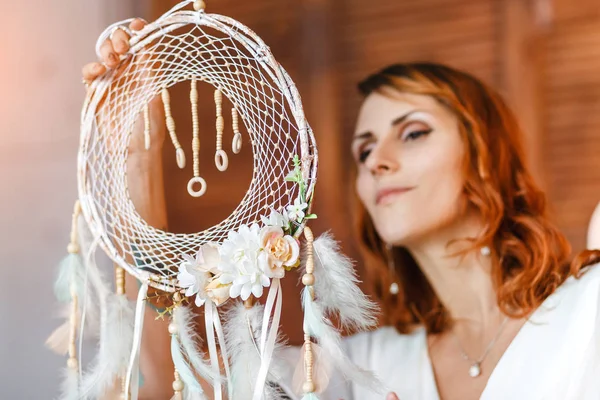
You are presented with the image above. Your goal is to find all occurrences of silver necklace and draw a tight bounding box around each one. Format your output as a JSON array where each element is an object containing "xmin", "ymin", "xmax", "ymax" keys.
[{"xmin": 451, "ymin": 316, "xmax": 509, "ymax": 378}]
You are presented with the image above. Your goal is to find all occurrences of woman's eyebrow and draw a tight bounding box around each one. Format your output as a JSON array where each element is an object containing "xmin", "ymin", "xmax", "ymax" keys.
[
  {"xmin": 353, "ymin": 131, "xmax": 374, "ymax": 141},
  {"xmin": 353, "ymin": 109, "xmax": 426, "ymax": 141},
  {"xmin": 391, "ymin": 110, "xmax": 420, "ymax": 126}
]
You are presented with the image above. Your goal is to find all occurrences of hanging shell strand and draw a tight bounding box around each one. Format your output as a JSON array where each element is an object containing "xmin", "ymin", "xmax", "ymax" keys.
[
  {"xmin": 162, "ymin": 88, "xmax": 186, "ymax": 169},
  {"xmin": 231, "ymin": 107, "xmax": 242, "ymax": 154},
  {"xmin": 187, "ymin": 78, "xmax": 207, "ymax": 197},
  {"xmin": 214, "ymin": 89, "xmax": 229, "ymax": 172},
  {"xmin": 302, "ymin": 226, "xmax": 317, "ymax": 396}
]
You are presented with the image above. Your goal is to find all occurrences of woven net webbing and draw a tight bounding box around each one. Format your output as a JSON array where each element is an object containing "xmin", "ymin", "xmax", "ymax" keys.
[{"xmin": 79, "ymin": 5, "xmax": 318, "ymax": 291}]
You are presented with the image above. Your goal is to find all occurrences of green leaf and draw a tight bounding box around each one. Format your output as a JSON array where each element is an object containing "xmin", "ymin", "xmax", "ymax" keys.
[{"xmin": 304, "ymin": 213, "xmax": 318, "ymax": 220}]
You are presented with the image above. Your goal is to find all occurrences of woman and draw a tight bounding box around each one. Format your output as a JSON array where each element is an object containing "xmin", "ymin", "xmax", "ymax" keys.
[{"xmin": 83, "ymin": 20, "xmax": 600, "ymax": 400}]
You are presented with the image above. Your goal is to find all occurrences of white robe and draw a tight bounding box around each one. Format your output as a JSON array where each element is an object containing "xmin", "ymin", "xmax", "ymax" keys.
[{"xmin": 278, "ymin": 262, "xmax": 600, "ymax": 400}]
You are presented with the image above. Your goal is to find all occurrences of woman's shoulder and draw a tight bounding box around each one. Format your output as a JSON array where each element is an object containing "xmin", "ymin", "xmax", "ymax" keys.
[
  {"xmin": 533, "ymin": 261, "xmax": 600, "ymax": 326},
  {"xmin": 555, "ymin": 261, "xmax": 600, "ymax": 304},
  {"xmin": 343, "ymin": 325, "xmax": 426, "ymax": 369}
]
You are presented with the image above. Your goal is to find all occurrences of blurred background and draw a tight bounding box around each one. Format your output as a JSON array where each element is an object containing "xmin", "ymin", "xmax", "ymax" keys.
[{"xmin": 1, "ymin": 0, "xmax": 599, "ymax": 398}]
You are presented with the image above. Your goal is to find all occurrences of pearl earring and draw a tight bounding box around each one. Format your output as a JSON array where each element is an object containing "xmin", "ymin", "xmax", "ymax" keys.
[
  {"xmin": 386, "ymin": 244, "xmax": 400, "ymax": 295},
  {"xmin": 480, "ymin": 246, "xmax": 491, "ymax": 257}
]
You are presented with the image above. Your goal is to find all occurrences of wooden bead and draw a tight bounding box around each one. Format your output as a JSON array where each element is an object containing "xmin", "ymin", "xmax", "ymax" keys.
[
  {"xmin": 67, "ymin": 243, "xmax": 79, "ymax": 254},
  {"xmin": 67, "ymin": 357, "xmax": 78, "ymax": 370},
  {"xmin": 172, "ymin": 379, "xmax": 184, "ymax": 391},
  {"xmin": 216, "ymin": 116, "xmax": 225, "ymax": 134},
  {"xmin": 193, "ymin": 0, "xmax": 206, "ymax": 11},
  {"xmin": 303, "ymin": 381, "xmax": 316, "ymax": 394},
  {"xmin": 302, "ymin": 273, "xmax": 315, "ymax": 286}
]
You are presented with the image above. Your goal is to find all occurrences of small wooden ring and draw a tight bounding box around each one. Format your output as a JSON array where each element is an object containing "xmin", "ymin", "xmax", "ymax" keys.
[
  {"xmin": 215, "ymin": 150, "xmax": 229, "ymax": 171},
  {"xmin": 187, "ymin": 177, "xmax": 207, "ymax": 197},
  {"xmin": 232, "ymin": 133, "xmax": 242, "ymax": 154}
]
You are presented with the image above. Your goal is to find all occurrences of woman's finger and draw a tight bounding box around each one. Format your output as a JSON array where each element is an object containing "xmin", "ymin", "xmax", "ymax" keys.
[
  {"xmin": 111, "ymin": 28, "xmax": 130, "ymax": 55},
  {"xmin": 386, "ymin": 392, "xmax": 400, "ymax": 400},
  {"xmin": 129, "ymin": 18, "xmax": 147, "ymax": 32},
  {"xmin": 82, "ymin": 62, "xmax": 106, "ymax": 83},
  {"xmin": 100, "ymin": 39, "xmax": 119, "ymax": 69}
]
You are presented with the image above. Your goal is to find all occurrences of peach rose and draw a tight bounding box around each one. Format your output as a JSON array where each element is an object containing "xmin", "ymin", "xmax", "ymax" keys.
[
  {"xmin": 205, "ymin": 277, "xmax": 231, "ymax": 306},
  {"xmin": 259, "ymin": 226, "xmax": 300, "ymax": 278}
]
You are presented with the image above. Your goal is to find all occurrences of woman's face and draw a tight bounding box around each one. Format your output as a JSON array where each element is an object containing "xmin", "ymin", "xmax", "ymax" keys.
[{"xmin": 352, "ymin": 88, "xmax": 466, "ymax": 247}]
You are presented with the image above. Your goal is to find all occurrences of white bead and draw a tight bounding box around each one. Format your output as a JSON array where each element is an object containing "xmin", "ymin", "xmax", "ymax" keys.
[
  {"xmin": 480, "ymin": 246, "xmax": 491, "ymax": 256},
  {"xmin": 168, "ymin": 323, "xmax": 178, "ymax": 334},
  {"xmin": 389, "ymin": 282, "xmax": 399, "ymax": 295},
  {"xmin": 469, "ymin": 363, "xmax": 481, "ymax": 377}
]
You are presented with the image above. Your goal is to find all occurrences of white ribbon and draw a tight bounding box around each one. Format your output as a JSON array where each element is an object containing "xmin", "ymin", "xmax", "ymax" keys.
[
  {"xmin": 77, "ymin": 235, "xmax": 100, "ymax": 378},
  {"xmin": 205, "ymin": 301, "xmax": 223, "ymax": 400},
  {"xmin": 212, "ymin": 306, "xmax": 232, "ymax": 399},
  {"xmin": 124, "ymin": 282, "xmax": 148, "ymax": 400},
  {"xmin": 252, "ymin": 278, "xmax": 282, "ymax": 400}
]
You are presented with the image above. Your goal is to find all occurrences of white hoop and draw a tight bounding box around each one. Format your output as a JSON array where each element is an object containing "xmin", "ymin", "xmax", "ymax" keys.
[
  {"xmin": 80, "ymin": 8, "xmax": 318, "ymax": 291},
  {"xmin": 187, "ymin": 176, "xmax": 207, "ymax": 197},
  {"xmin": 215, "ymin": 149, "xmax": 229, "ymax": 172}
]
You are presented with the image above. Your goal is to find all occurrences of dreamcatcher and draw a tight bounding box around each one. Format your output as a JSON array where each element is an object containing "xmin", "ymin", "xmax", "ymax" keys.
[{"xmin": 47, "ymin": 1, "xmax": 381, "ymax": 399}]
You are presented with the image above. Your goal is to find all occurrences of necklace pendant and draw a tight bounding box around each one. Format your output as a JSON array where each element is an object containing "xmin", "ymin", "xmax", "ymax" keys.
[{"xmin": 469, "ymin": 362, "xmax": 481, "ymax": 378}]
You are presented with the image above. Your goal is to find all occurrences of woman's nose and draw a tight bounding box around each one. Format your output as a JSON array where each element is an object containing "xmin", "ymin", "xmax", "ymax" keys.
[{"xmin": 365, "ymin": 140, "xmax": 400, "ymax": 176}]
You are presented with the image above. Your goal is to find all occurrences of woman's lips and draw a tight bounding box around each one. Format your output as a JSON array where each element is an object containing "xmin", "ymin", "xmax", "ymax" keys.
[{"xmin": 376, "ymin": 187, "xmax": 414, "ymax": 205}]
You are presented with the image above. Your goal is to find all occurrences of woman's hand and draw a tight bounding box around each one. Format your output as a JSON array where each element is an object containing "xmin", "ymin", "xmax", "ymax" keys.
[{"xmin": 81, "ymin": 18, "xmax": 166, "ymax": 157}]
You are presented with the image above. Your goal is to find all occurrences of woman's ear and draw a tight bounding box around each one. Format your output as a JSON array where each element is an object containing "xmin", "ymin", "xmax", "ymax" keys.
[{"xmin": 587, "ymin": 201, "xmax": 600, "ymax": 249}]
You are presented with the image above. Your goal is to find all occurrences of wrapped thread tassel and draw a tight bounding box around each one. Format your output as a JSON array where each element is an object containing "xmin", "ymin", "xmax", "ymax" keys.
[
  {"xmin": 47, "ymin": 202, "xmax": 85, "ymax": 354},
  {"xmin": 300, "ymin": 227, "xmax": 319, "ymax": 399},
  {"xmin": 59, "ymin": 279, "xmax": 81, "ymax": 400},
  {"xmin": 48, "ymin": 201, "xmax": 82, "ymax": 399}
]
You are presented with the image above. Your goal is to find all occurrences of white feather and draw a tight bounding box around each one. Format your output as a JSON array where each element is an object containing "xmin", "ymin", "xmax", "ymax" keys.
[
  {"xmin": 173, "ymin": 306, "xmax": 221, "ymax": 384},
  {"xmin": 304, "ymin": 233, "xmax": 379, "ymax": 332},
  {"xmin": 223, "ymin": 302, "xmax": 288, "ymax": 399},
  {"xmin": 46, "ymin": 306, "xmax": 78, "ymax": 355},
  {"xmin": 79, "ymin": 293, "xmax": 135, "ymax": 399},
  {"xmin": 53, "ymin": 253, "xmax": 85, "ymax": 303},
  {"xmin": 58, "ymin": 367, "xmax": 80, "ymax": 400},
  {"xmin": 171, "ymin": 334, "xmax": 205, "ymax": 397},
  {"xmin": 302, "ymin": 288, "xmax": 383, "ymax": 394}
]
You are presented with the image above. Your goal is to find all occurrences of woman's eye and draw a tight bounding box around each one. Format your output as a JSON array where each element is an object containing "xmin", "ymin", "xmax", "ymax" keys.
[
  {"xmin": 403, "ymin": 129, "xmax": 431, "ymax": 141},
  {"xmin": 358, "ymin": 148, "xmax": 372, "ymax": 163}
]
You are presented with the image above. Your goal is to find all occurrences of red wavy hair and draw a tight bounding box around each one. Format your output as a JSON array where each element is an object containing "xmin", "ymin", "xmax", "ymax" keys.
[{"xmin": 355, "ymin": 63, "xmax": 600, "ymax": 334}]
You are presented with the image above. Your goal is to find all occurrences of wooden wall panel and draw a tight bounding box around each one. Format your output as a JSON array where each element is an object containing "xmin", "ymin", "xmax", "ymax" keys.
[{"xmin": 543, "ymin": 14, "xmax": 600, "ymax": 249}]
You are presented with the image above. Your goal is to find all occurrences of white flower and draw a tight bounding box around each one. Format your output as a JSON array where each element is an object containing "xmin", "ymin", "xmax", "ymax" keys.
[
  {"xmin": 259, "ymin": 226, "xmax": 300, "ymax": 278},
  {"xmin": 286, "ymin": 198, "xmax": 308, "ymax": 223},
  {"xmin": 177, "ymin": 243, "xmax": 221, "ymax": 307},
  {"xmin": 218, "ymin": 224, "xmax": 271, "ymax": 301},
  {"xmin": 260, "ymin": 208, "xmax": 290, "ymax": 230}
]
